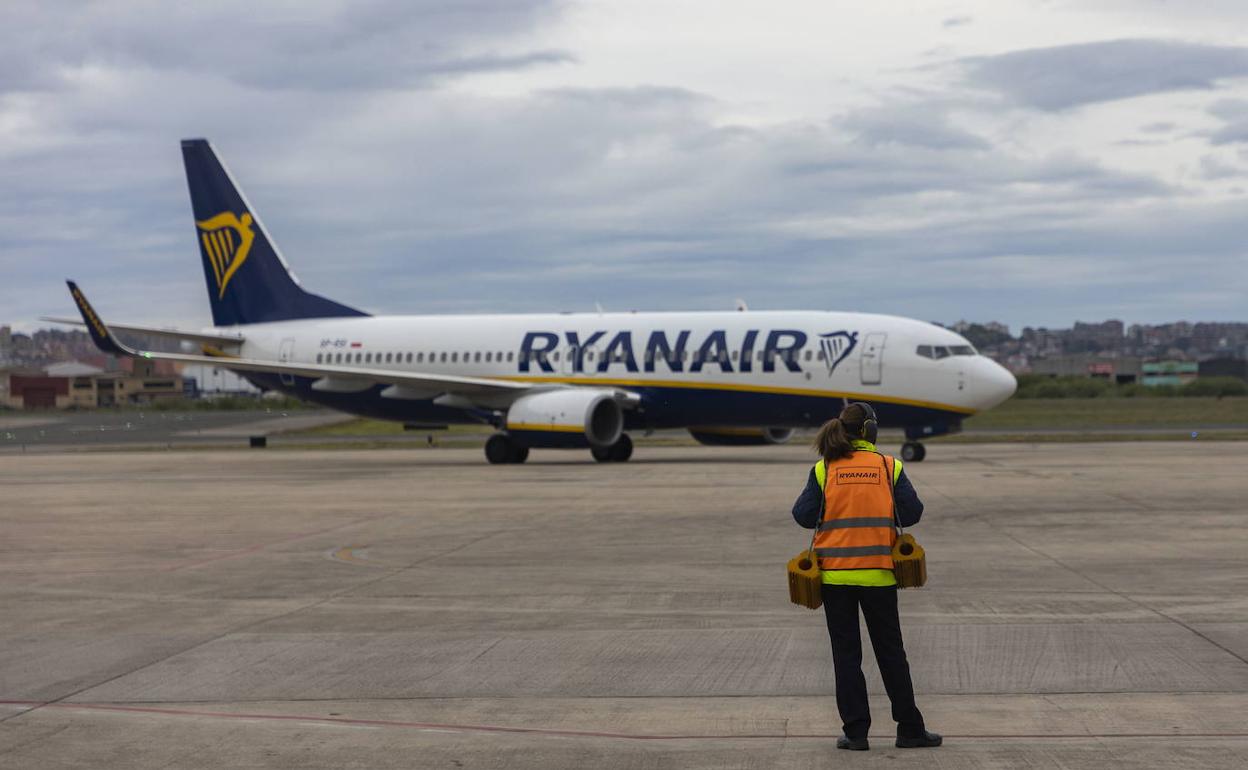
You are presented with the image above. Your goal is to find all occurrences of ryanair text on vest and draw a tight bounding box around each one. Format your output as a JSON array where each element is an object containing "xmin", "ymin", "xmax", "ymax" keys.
[{"xmin": 835, "ymin": 467, "xmax": 883, "ymax": 485}]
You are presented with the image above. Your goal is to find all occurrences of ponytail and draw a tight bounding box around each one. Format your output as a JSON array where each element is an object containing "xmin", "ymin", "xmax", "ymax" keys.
[{"xmin": 812, "ymin": 417, "xmax": 856, "ymax": 463}]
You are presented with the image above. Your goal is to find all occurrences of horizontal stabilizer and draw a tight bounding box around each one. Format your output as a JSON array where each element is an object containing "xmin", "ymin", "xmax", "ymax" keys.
[{"xmin": 41, "ymin": 316, "xmax": 245, "ymax": 347}]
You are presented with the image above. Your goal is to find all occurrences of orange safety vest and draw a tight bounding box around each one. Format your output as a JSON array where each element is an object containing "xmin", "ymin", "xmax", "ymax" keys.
[{"xmin": 814, "ymin": 451, "xmax": 897, "ymax": 571}]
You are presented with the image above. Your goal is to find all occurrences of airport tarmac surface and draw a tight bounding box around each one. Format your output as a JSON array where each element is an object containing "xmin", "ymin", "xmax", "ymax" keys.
[
  {"xmin": 1, "ymin": 442, "xmax": 1246, "ymax": 768},
  {"xmin": 0, "ymin": 409, "xmax": 351, "ymax": 450}
]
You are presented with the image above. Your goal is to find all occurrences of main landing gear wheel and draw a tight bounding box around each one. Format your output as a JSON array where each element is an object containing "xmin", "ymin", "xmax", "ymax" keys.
[
  {"xmin": 900, "ymin": 442, "xmax": 927, "ymax": 462},
  {"xmin": 592, "ymin": 433, "xmax": 633, "ymax": 463},
  {"xmin": 485, "ymin": 434, "xmax": 529, "ymax": 464}
]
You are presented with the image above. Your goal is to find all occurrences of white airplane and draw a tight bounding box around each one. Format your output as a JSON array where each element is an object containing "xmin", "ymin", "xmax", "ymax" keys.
[{"xmin": 56, "ymin": 139, "xmax": 1017, "ymax": 464}]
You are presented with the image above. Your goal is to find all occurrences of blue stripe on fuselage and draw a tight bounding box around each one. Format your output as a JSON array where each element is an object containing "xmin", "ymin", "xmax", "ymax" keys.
[{"xmin": 243, "ymin": 373, "xmax": 965, "ymax": 432}]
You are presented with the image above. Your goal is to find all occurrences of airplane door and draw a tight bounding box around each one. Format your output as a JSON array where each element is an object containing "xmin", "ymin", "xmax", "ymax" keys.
[
  {"xmin": 279, "ymin": 338, "xmax": 296, "ymax": 386},
  {"xmin": 860, "ymin": 332, "xmax": 886, "ymax": 385}
]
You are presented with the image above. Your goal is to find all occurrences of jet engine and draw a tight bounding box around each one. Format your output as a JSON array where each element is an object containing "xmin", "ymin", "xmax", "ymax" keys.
[
  {"xmin": 506, "ymin": 388, "xmax": 625, "ymax": 448},
  {"xmin": 688, "ymin": 426, "xmax": 795, "ymax": 446}
]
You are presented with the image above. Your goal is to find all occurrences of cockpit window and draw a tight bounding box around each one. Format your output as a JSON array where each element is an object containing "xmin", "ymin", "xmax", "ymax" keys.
[{"xmin": 918, "ymin": 343, "xmax": 977, "ymax": 359}]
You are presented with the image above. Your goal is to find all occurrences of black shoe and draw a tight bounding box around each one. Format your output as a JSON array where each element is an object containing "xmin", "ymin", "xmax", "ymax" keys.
[
  {"xmin": 837, "ymin": 735, "xmax": 869, "ymax": 751},
  {"xmin": 896, "ymin": 730, "xmax": 942, "ymax": 748}
]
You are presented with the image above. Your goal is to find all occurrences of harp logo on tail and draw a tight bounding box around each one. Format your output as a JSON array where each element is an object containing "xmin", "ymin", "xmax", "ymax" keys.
[
  {"xmin": 197, "ymin": 211, "xmax": 255, "ymax": 299},
  {"xmin": 819, "ymin": 331, "xmax": 858, "ymax": 376}
]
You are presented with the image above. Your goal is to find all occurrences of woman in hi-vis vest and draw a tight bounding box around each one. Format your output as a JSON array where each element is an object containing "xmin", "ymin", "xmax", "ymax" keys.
[{"xmin": 791, "ymin": 402, "xmax": 942, "ymax": 751}]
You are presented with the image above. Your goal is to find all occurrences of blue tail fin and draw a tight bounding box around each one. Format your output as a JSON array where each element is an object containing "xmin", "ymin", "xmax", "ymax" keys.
[{"xmin": 182, "ymin": 138, "xmax": 368, "ymax": 326}]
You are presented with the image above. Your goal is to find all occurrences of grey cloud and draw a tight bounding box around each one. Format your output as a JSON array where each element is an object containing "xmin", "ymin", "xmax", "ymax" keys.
[
  {"xmin": 1199, "ymin": 154, "xmax": 1244, "ymax": 180},
  {"xmin": 4, "ymin": 76, "xmax": 1195, "ymax": 327},
  {"xmin": 1, "ymin": 10, "xmax": 1242, "ymax": 331},
  {"xmin": 0, "ymin": 0, "xmax": 569, "ymax": 94},
  {"xmin": 963, "ymin": 39, "xmax": 1248, "ymax": 110},
  {"xmin": 1208, "ymin": 98, "xmax": 1248, "ymax": 145},
  {"xmin": 841, "ymin": 104, "xmax": 991, "ymax": 150}
]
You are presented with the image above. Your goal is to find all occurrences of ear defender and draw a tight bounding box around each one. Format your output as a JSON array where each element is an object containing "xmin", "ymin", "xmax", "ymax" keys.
[{"xmin": 848, "ymin": 402, "xmax": 879, "ymax": 443}]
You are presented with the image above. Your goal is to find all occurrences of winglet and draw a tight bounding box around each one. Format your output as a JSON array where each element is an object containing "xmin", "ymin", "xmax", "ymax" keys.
[{"xmin": 66, "ymin": 280, "xmax": 136, "ymax": 357}]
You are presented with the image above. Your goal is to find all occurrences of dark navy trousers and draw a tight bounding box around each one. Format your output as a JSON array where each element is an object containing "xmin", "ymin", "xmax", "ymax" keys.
[{"xmin": 820, "ymin": 584, "xmax": 925, "ymax": 740}]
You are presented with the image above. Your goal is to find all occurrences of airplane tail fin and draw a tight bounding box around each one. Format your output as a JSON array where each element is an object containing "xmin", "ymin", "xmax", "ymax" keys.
[{"xmin": 181, "ymin": 138, "xmax": 368, "ymax": 326}]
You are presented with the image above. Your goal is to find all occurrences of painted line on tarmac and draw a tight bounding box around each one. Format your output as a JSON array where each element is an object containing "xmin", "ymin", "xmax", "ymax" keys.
[
  {"xmin": 326, "ymin": 545, "xmax": 386, "ymax": 568},
  {"xmin": 2, "ymin": 701, "xmax": 1248, "ymax": 742},
  {"xmin": 160, "ymin": 514, "xmax": 394, "ymax": 572}
]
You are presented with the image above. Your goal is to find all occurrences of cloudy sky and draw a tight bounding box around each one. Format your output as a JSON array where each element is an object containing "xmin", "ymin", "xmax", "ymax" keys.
[{"xmin": 2, "ymin": 0, "xmax": 1247, "ymax": 332}]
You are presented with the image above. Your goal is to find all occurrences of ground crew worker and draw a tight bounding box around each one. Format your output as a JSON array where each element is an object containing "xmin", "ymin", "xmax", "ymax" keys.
[{"xmin": 791, "ymin": 402, "xmax": 942, "ymax": 751}]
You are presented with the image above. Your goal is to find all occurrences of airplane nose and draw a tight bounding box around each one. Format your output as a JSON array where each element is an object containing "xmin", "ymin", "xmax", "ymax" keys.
[{"xmin": 975, "ymin": 357, "xmax": 1017, "ymax": 409}]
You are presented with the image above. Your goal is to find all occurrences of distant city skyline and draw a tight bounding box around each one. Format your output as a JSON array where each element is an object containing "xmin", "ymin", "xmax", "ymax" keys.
[{"xmin": 6, "ymin": 318, "xmax": 1245, "ymax": 376}]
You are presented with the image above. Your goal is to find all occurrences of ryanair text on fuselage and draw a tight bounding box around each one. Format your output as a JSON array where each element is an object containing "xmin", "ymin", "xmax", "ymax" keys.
[{"xmin": 517, "ymin": 329, "xmax": 856, "ymax": 374}]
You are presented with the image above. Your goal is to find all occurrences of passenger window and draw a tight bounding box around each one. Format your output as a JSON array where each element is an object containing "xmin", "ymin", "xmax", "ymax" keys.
[
  {"xmin": 507, "ymin": 351, "xmax": 514, "ymax": 362},
  {"xmin": 416, "ymin": 352, "xmax": 423, "ymax": 363},
  {"xmin": 316, "ymin": 353, "xmax": 322, "ymax": 363},
  {"xmin": 731, "ymin": 350, "xmax": 739, "ymax": 361},
  {"xmin": 406, "ymin": 352, "xmax": 413, "ymax": 363},
  {"xmin": 440, "ymin": 352, "xmax": 447, "ymax": 363},
  {"xmin": 916, "ymin": 345, "xmax": 933, "ymax": 359},
  {"xmin": 474, "ymin": 352, "xmax": 482, "ymax": 363},
  {"xmin": 451, "ymin": 352, "xmax": 458, "ymax": 363},
  {"xmin": 485, "ymin": 352, "xmax": 492, "ymax": 362},
  {"xmin": 384, "ymin": 352, "xmax": 391, "ymax": 363},
  {"xmin": 804, "ymin": 350, "xmax": 812, "ymax": 361},
  {"xmin": 553, "ymin": 351, "xmax": 560, "ymax": 362},
  {"xmin": 817, "ymin": 350, "xmax": 825, "ymax": 361},
  {"xmin": 366, "ymin": 352, "xmax": 373, "ymax": 363},
  {"xmin": 355, "ymin": 352, "xmax": 362, "ymax": 363}
]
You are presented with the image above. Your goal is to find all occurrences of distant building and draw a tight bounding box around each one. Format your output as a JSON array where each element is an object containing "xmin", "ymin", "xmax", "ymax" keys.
[
  {"xmin": 3, "ymin": 358, "xmax": 184, "ymax": 409},
  {"xmin": 179, "ymin": 364, "xmax": 260, "ymax": 396},
  {"xmin": 1030, "ymin": 354, "xmax": 1142, "ymax": 384},
  {"xmin": 44, "ymin": 361, "xmax": 105, "ymax": 378},
  {"xmin": 1199, "ymin": 358, "xmax": 1248, "ymax": 383},
  {"xmin": 1141, "ymin": 361, "xmax": 1198, "ymax": 387}
]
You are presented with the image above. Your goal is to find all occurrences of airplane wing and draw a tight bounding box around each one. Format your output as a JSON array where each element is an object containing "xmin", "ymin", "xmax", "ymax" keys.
[
  {"xmin": 65, "ymin": 281, "xmax": 532, "ymax": 399},
  {"xmin": 39, "ymin": 316, "xmax": 246, "ymax": 347}
]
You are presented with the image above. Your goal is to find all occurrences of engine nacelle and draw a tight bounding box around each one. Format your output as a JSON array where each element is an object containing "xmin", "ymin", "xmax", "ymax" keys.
[
  {"xmin": 506, "ymin": 388, "xmax": 624, "ymax": 449},
  {"xmin": 688, "ymin": 426, "xmax": 795, "ymax": 446}
]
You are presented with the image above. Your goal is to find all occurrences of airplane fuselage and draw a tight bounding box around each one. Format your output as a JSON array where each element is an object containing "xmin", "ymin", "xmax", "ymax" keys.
[{"xmin": 214, "ymin": 309, "xmax": 1016, "ymax": 435}]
